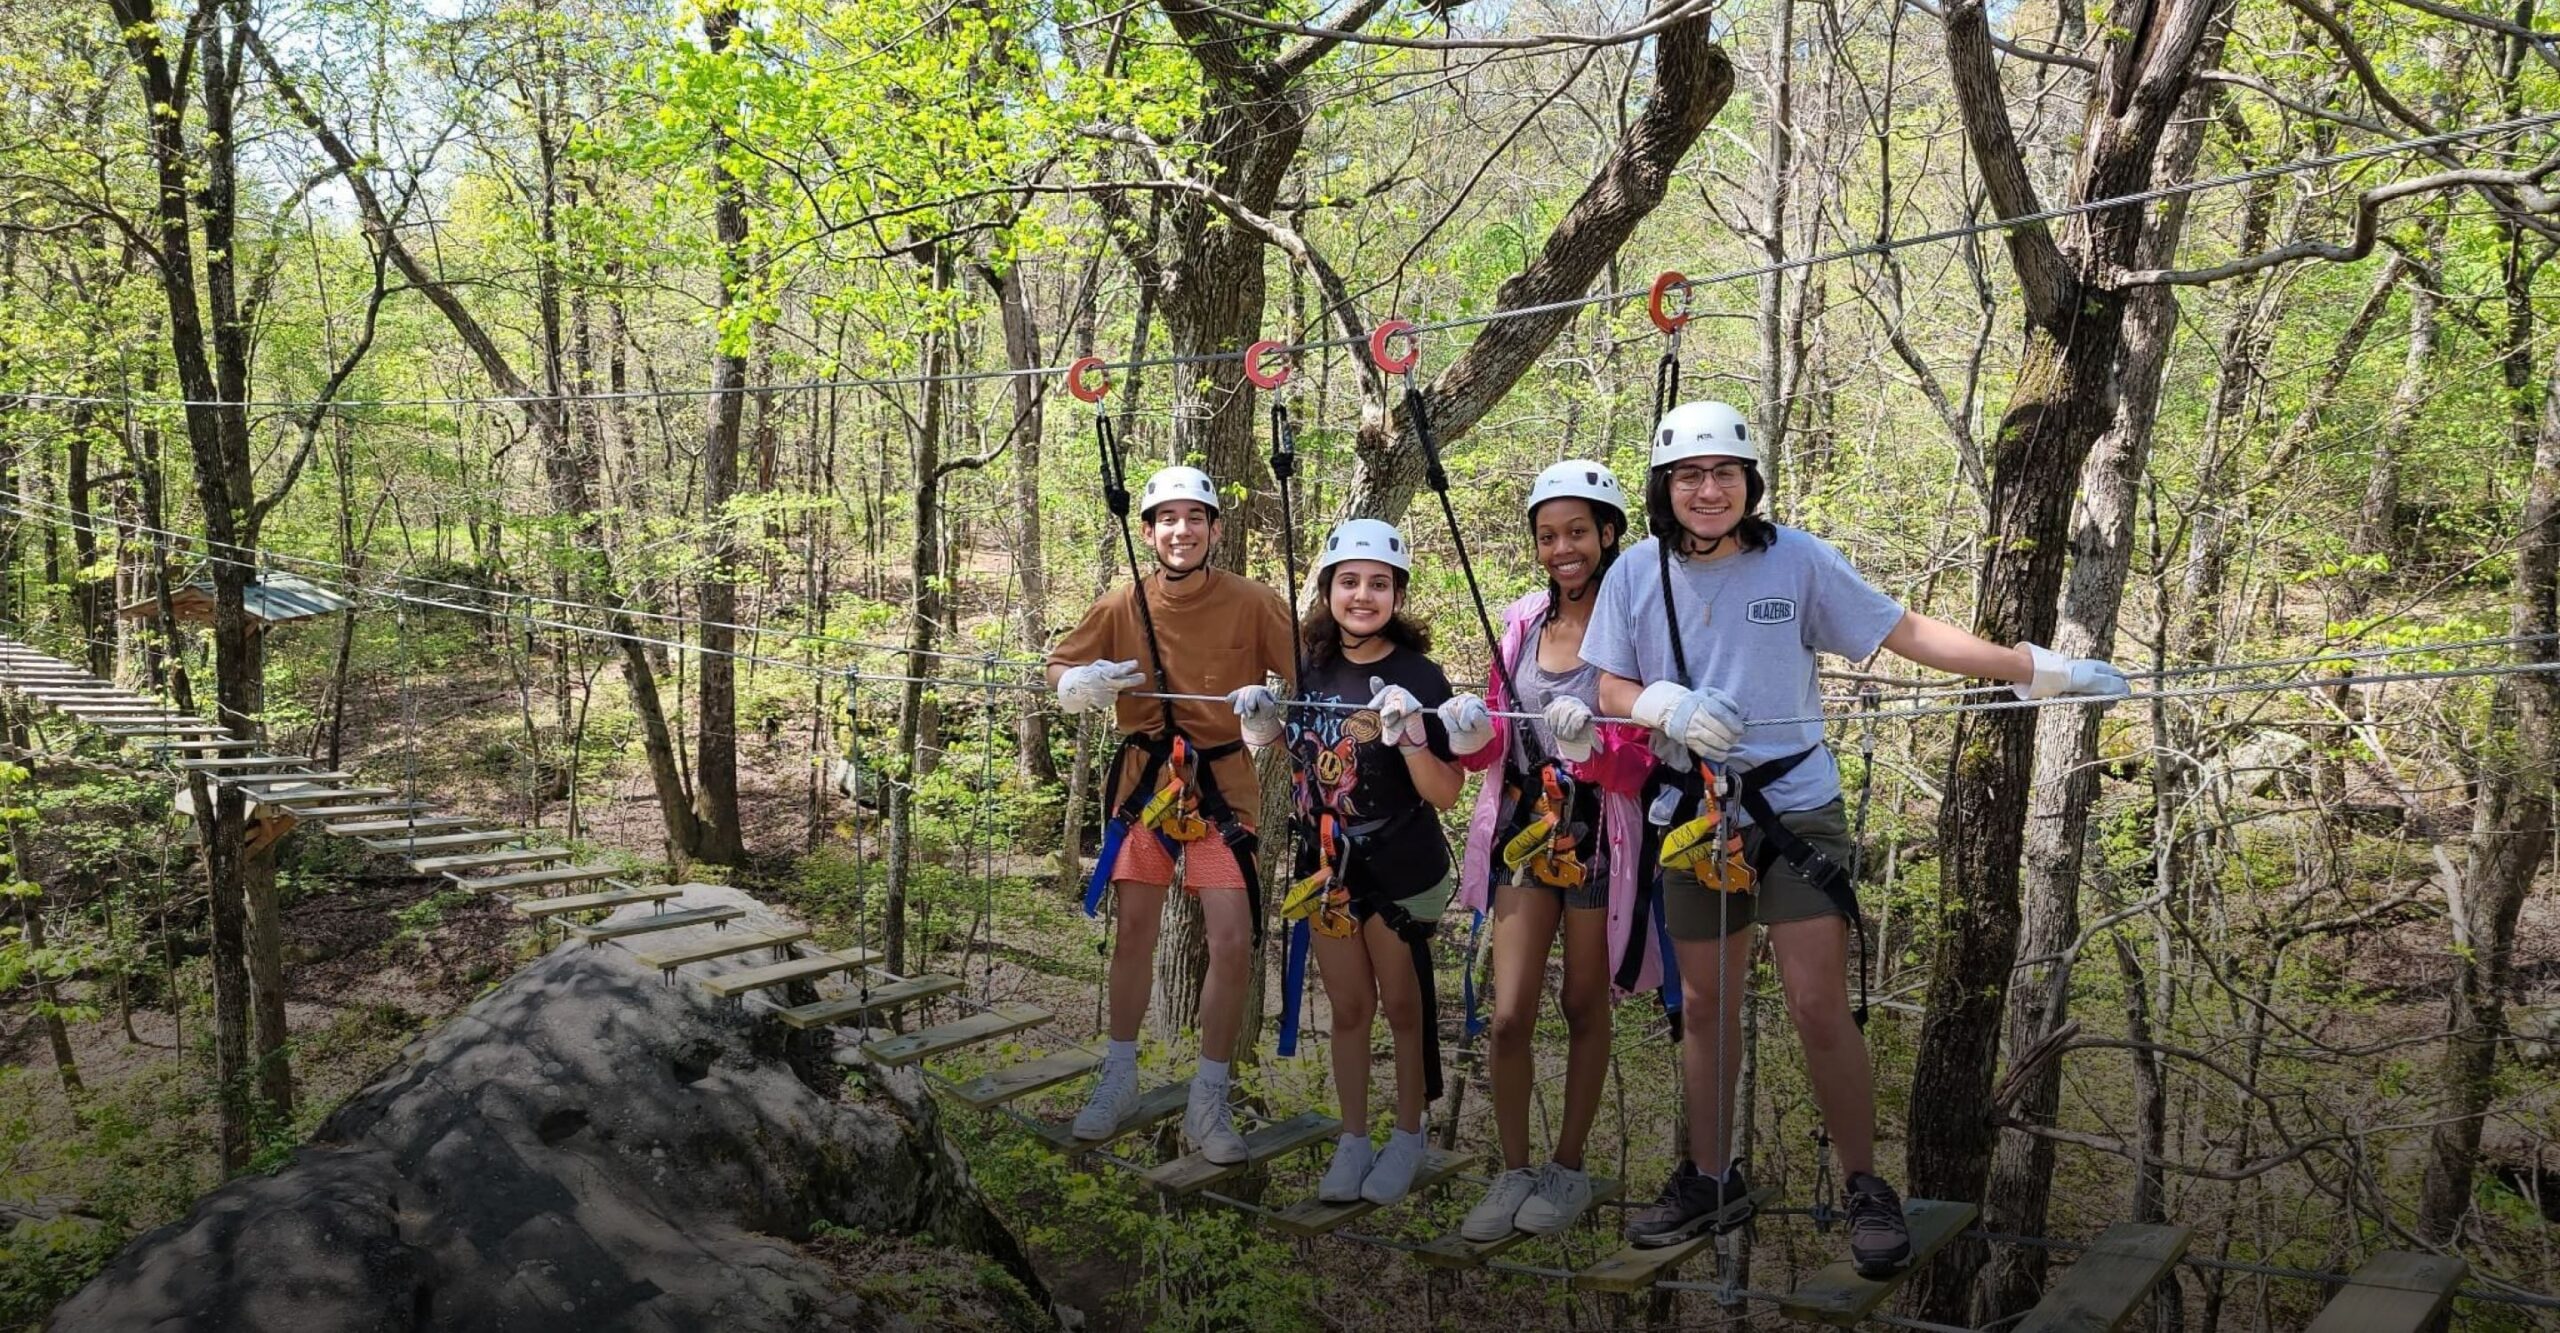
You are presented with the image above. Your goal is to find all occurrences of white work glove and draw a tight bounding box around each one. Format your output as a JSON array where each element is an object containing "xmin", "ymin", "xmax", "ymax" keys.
[
  {"xmin": 2015, "ymin": 642, "xmax": 2131, "ymax": 702},
  {"xmin": 1057, "ymin": 658, "xmax": 1144, "ymax": 715},
  {"xmin": 1438, "ymin": 693, "xmax": 1495, "ymax": 758},
  {"xmin": 1631, "ymin": 680, "xmax": 1743, "ymax": 763},
  {"xmin": 1646, "ymin": 727, "xmax": 1694, "ymax": 773},
  {"xmin": 1227, "ymin": 684, "xmax": 1284, "ymax": 747},
  {"xmin": 1542, "ymin": 695, "xmax": 1596, "ymax": 763},
  {"xmin": 1367, "ymin": 677, "xmax": 1428, "ymax": 750}
]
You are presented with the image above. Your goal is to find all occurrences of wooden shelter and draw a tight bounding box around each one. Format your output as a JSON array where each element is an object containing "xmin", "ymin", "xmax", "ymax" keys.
[{"xmin": 116, "ymin": 572, "xmax": 351, "ymax": 629}]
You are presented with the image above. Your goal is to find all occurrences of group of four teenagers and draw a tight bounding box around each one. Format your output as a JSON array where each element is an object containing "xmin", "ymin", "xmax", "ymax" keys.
[{"xmin": 1042, "ymin": 399, "xmax": 2132, "ymax": 1277}]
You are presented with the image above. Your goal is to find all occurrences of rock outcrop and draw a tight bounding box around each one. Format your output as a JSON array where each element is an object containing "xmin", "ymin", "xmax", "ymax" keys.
[{"xmin": 52, "ymin": 885, "xmax": 1045, "ymax": 1332}]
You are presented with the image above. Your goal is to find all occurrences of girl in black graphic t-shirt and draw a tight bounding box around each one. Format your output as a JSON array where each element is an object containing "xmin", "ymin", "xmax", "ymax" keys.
[{"xmin": 1287, "ymin": 519, "xmax": 1499, "ymax": 1210}]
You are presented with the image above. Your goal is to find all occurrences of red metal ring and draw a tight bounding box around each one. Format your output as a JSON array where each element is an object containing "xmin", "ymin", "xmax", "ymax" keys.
[
  {"xmin": 1066, "ymin": 356, "xmax": 1110, "ymax": 404},
  {"xmin": 1367, "ymin": 320, "xmax": 1419, "ymax": 375},
  {"xmin": 1243, "ymin": 340, "xmax": 1291, "ymax": 390},
  {"xmin": 1648, "ymin": 272, "xmax": 1693, "ymax": 334}
]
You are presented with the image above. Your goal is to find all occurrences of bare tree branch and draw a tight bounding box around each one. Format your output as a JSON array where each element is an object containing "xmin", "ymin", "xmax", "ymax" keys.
[{"xmin": 2113, "ymin": 157, "xmax": 2560, "ymax": 286}]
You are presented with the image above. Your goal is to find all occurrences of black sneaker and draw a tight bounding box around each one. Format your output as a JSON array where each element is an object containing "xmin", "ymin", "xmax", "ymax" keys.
[
  {"xmin": 1625, "ymin": 1158, "xmax": 1757, "ymax": 1249},
  {"xmin": 1844, "ymin": 1172, "xmax": 1912, "ymax": 1277}
]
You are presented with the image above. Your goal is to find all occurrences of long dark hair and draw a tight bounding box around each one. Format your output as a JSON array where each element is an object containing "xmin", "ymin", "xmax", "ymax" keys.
[
  {"xmin": 1532, "ymin": 498, "xmax": 1626, "ymax": 626},
  {"xmin": 1301, "ymin": 570, "xmax": 1433, "ymax": 670},
  {"xmin": 1645, "ymin": 463, "xmax": 1777, "ymax": 554}
]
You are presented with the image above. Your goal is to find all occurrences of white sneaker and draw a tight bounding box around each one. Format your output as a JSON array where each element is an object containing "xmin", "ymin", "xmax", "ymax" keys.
[
  {"xmin": 1184, "ymin": 1087, "xmax": 1249, "ymax": 1164},
  {"xmin": 1460, "ymin": 1166, "xmax": 1540, "ymax": 1241},
  {"xmin": 1318, "ymin": 1134, "xmax": 1376, "ymax": 1203},
  {"xmin": 1359, "ymin": 1127, "xmax": 1429, "ymax": 1206},
  {"xmin": 1071, "ymin": 1062, "xmax": 1138, "ymax": 1140},
  {"xmin": 1514, "ymin": 1163, "xmax": 1594, "ymax": 1235}
]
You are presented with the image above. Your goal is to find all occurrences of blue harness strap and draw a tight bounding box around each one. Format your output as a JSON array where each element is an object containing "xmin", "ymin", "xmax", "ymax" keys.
[
  {"xmin": 1459, "ymin": 908, "xmax": 1489, "ymax": 1040},
  {"xmin": 1277, "ymin": 918, "xmax": 1312, "ymax": 1056},
  {"xmin": 1084, "ymin": 817, "xmax": 1131, "ymax": 918},
  {"xmin": 1651, "ymin": 876, "xmax": 1686, "ymax": 1040}
]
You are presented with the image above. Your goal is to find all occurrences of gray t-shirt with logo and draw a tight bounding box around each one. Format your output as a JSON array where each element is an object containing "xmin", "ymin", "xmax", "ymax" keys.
[{"xmin": 1580, "ymin": 526, "xmax": 1904, "ymax": 816}]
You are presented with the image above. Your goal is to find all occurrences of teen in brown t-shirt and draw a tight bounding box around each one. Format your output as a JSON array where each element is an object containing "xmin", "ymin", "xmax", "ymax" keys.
[{"xmin": 1045, "ymin": 465, "xmax": 1293, "ymax": 1165}]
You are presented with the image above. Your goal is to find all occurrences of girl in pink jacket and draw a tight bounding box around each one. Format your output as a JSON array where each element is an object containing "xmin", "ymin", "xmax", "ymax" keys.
[{"xmin": 1451, "ymin": 460, "xmax": 1658, "ymax": 1242}]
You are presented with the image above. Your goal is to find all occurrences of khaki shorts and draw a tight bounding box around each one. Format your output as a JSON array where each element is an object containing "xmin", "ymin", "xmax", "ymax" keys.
[{"xmin": 1661, "ymin": 800, "xmax": 1853, "ymax": 941}]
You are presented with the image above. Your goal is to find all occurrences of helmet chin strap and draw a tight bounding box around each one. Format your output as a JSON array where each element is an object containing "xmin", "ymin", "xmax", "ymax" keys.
[{"xmin": 1679, "ymin": 526, "xmax": 1735, "ymax": 559}]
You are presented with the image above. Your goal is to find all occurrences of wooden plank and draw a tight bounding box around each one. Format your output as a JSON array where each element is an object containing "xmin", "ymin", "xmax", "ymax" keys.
[
  {"xmin": 1029, "ymin": 1079, "xmax": 1193, "ymax": 1154},
  {"xmin": 256, "ymin": 786, "xmax": 396, "ymax": 805},
  {"xmin": 140, "ymin": 738, "xmax": 259, "ymax": 752},
  {"xmin": 357, "ymin": 829, "xmax": 520, "ymax": 853},
  {"xmin": 1270, "ymin": 1149, "xmax": 1470, "ymax": 1237},
  {"xmin": 941, "ymin": 1049, "xmax": 1104, "ymax": 1110},
  {"xmin": 1574, "ymin": 1186, "xmax": 1782, "ymax": 1293},
  {"xmin": 1415, "ymin": 1177, "xmax": 1626, "ymax": 1269},
  {"xmin": 98, "ymin": 723, "xmax": 229, "ymax": 737},
  {"xmin": 697, "ymin": 948, "xmax": 885, "ymax": 999},
  {"xmin": 630, "ymin": 927, "xmax": 812, "ymax": 973},
  {"xmin": 1773, "ymin": 1199, "xmax": 1978, "ymax": 1326},
  {"xmin": 283, "ymin": 802, "xmax": 429, "ymax": 820},
  {"xmin": 1147, "ymin": 1111, "xmax": 1340, "ymax": 1196},
  {"xmin": 442, "ymin": 860, "xmax": 611, "ymax": 890},
  {"xmin": 776, "ymin": 972, "xmax": 966, "ymax": 1029},
  {"xmin": 567, "ymin": 904, "xmax": 744, "ymax": 942},
  {"xmin": 414, "ymin": 848, "xmax": 571, "ymax": 875},
  {"xmin": 213, "ymin": 770, "xmax": 353, "ymax": 786},
  {"xmin": 169, "ymin": 755, "xmax": 325, "ymax": 771},
  {"xmin": 512, "ymin": 885, "xmax": 682, "ymax": 919},
  {"xmin": 2016, "ymin": 1223, "xmax": 2195, "ymax": 1333},
  {"xmin": 2302, "ymin": 1252, "xmax": 2469, "ymax": 1333},
  {"xmin": 324, "ymin": 816, "xmax": 484, "ymax": 836},
  {"xmin": 862, "ymin": 1004, "xmax": 1051, "ymax": 1067}
]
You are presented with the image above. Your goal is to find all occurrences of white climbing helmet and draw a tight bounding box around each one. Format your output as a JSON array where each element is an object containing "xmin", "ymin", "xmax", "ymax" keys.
[
  {"xmin": 1525, "ymin": 459, "xmax": 1628, "ymax": 522},
  {"xmin": 1318, "ymin": 518, "xmax": 1412, "ymax": 575},
  {"xmin": 1650, "ymin": 400, "xmax": 1758, "ymax": 469},
  {"xmin": 1137, "ymin": 465, "xmax": 1221, "ymax": 519}
]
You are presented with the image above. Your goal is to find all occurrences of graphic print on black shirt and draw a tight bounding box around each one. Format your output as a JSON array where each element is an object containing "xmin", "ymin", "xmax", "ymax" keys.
[{"xmin": 1287, "ymin": 646, "xmax": 1456, "ymax": 825}]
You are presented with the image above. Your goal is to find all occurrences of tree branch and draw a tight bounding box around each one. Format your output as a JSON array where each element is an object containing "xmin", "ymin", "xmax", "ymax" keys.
[
  {"xmin": 249, "ymin": 242, "xmax": 388, "ymax": 532},
  {"xmin": 2113, "ymin": 156, "xmax": 2560, "ymax": 286},
  {"xmin": 1938, "ymin": 0, "xmax": 2076, "ymax": 315}
]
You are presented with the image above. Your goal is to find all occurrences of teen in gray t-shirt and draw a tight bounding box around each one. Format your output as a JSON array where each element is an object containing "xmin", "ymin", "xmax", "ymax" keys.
[
  {"xmin": 1602, "ymin": 398, "xmax": 2131, "ymax": 1272},
  {"xmin": 1579, "ymin": 527, "xmax": 1902, "ymax": 817}
]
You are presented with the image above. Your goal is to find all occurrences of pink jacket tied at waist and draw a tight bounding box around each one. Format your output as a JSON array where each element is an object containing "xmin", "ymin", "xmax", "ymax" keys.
[{"xmin": 1457, "ymin": 590, "xmax": 1662, "ymax": 995}]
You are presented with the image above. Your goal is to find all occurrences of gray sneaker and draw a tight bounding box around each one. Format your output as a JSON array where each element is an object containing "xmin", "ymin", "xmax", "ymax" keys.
[
  {"xmin": 1459, "ymin": 1166, "xmax": 1539, "ymax": 1241},
  {"xmin": 1070, "ymin": 1062, "xmax": 1138, "ymax": 1140},
  {"xmin": 1844, "ymin": 1172, "xmax": 1911, "ymax": 1277},
  {"xmin": 1625, "ymin": 1159, "xmax": 1756, "ymax": 1248},
  {"xmin": 1514, "ymin": 1163, "xmax": 1594, "ymax": 1236}
]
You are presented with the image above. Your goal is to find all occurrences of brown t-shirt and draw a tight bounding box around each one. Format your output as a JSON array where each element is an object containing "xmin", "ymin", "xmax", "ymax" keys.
[{"xmin": 1048, "ymin": 567, "xmax": 1296, "ymax": 828}]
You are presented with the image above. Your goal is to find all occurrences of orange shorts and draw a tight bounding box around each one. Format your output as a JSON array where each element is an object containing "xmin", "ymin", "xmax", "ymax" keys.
[{"xmin": 1111, "ymin": 827, "xmax": 1248, "ymax": 891}]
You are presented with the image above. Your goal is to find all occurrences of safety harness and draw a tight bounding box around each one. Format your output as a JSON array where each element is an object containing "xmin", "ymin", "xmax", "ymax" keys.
[
  {"xmin": 1628, "ymin": 500, "xmax": 1871, "ymax": 1030},
  {"xmin": 1072, "ymin": 366, "xmax": 1265, "ymax": 947}
]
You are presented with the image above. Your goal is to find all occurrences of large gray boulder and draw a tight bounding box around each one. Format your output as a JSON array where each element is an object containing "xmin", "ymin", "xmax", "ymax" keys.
[{"xmin": 51, "ymin": 886, "xmax": 1046, "ymax": 1332}]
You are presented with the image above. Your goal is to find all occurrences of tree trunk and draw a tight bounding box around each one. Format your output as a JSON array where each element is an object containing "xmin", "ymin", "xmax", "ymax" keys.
[
  {"xmin": 2417, "ymin": 264, "xmax": 2560, "ymax": 1245},
  {"xmin": 885, "ymin": 249, "xmax": 956, "ymax": 979},
  {"xmin": 2355, "ymin": 213, "xmax": 2446, "ymax": 561},
  {"xmin": 12, "ymin": 847, "xmax": 84, "ymax": 1100},
  {"xmin": 690, "ymin": 1, "xmax": 750, "ymax": 867},
  {"xmin": 985, "ymin": 260, "xmax": 1059, "ymax": 786},
  {"xmin": 1981, "ymin": 53, "xmax": 2228, "ymax": 1315},
  {"xmin": 1909, "ymin": 0, "xmax": 2218, "ymax": 1315},
  {"xmin": 66, "ymin": 416, "xmax": 110, "ymax": 676}
]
